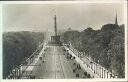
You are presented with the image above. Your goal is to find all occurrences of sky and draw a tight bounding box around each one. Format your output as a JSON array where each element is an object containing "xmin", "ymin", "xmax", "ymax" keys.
[{"xmin": 2, "ymin": 2, "xmax": 125, "ymax": 32}]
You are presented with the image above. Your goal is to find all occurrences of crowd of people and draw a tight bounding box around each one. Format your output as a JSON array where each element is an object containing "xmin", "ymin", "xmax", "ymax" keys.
[{"xmin": 63, "ymin": 48, "xmax": 92, "ymax": 78}]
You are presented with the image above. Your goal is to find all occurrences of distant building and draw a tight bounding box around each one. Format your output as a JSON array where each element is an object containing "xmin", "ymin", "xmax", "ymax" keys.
[{"xmin": 68, "ymin": 28, "xmax": 72, "ymax": 31}]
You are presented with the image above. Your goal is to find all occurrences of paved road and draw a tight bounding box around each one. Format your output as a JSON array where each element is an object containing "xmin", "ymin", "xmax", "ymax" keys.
[{"xmin": 33, "ymin": 46, "xmax": 80, "ymax": 79}]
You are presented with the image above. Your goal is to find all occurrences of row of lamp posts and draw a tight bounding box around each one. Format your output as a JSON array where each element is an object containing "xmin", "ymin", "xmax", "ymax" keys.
[
  {"xmin": 6, "ymin": 43, "xmax": 44, "ymax": 79},
  {"xmin": 66, "ymin": 43, "xmax": 117, "ymax": 79}
]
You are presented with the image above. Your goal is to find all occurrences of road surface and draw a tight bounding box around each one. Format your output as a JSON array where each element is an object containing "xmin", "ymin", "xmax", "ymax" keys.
[{"xmin": 29, "ymin": 46, "xmax": 85, "ymax": 79}]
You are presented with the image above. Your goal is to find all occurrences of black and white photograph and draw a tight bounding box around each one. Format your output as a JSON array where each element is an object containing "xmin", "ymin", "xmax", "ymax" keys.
[{"xmin": 0, "ymin": 0, "xmax": 127, "ymax": 81}]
